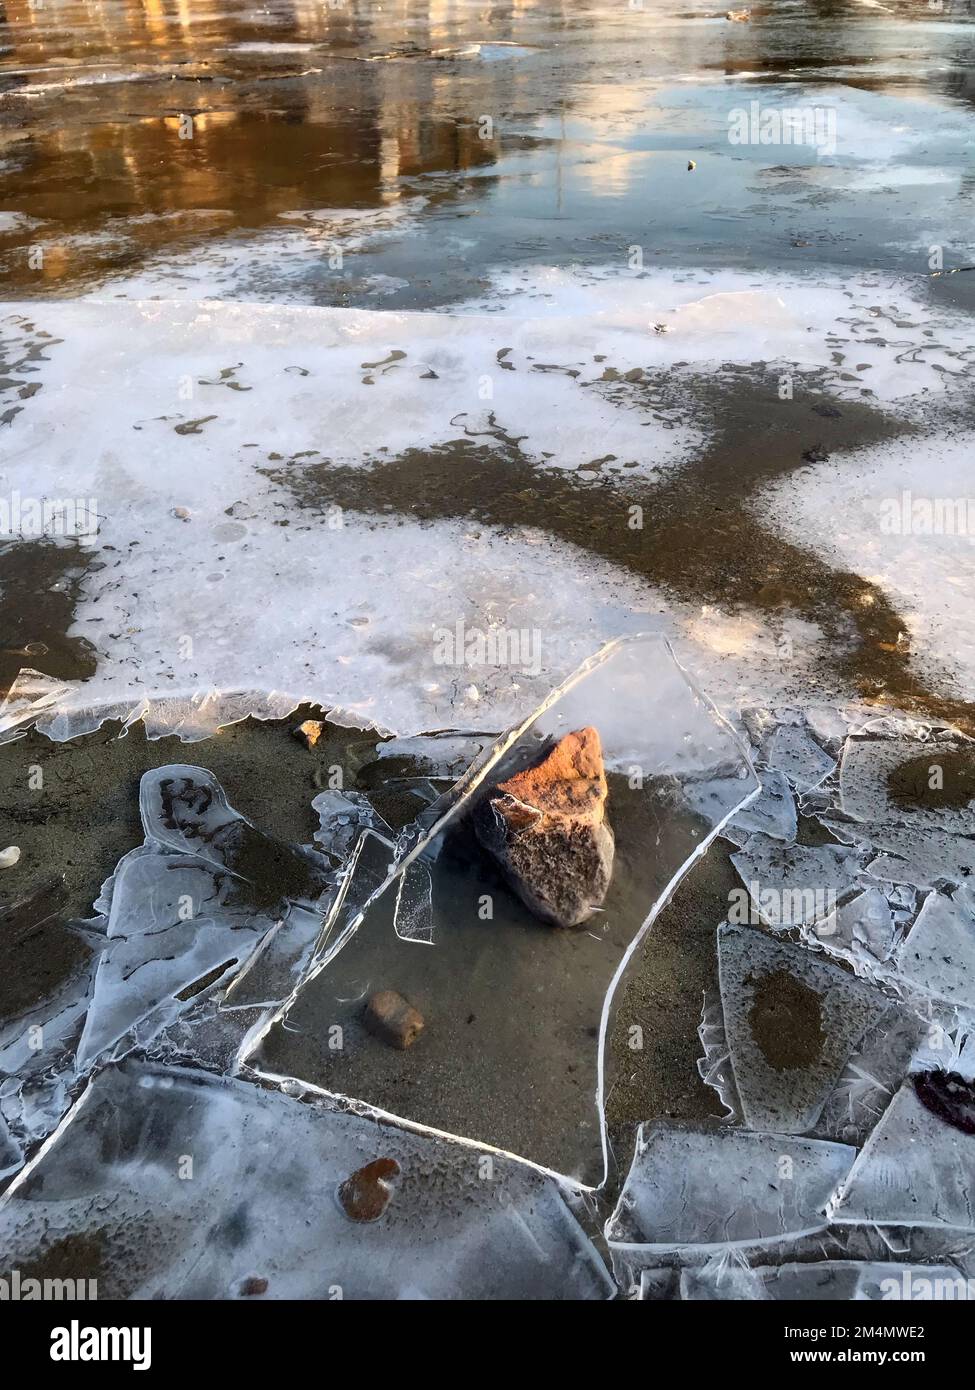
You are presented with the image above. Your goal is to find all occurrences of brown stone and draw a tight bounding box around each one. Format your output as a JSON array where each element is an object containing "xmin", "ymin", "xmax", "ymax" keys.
[
  {"xmin": 474, "ymin": 726, "xmax": 615, "ymax": 928},
  {"xmin": 337, "ymin": 1158, "xmax": 401, "ymax": 1223},
  {"xmin": 292, "ymin": 719, "xmax": 324, "ymax": 749},
  {"xmin": 364, "ymin": 989, "xmax": 425, "ymax": 1049},
  {"xmin": 238, "ymin": 1276, "xmax": 269, "ymax": 1297}
]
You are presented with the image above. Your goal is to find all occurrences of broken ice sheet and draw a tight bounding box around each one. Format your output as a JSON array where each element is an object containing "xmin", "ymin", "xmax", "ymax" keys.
[
  {"xmin": 717, "ymin": 923, "xmax": 888, "ymax": 1134},
  {"xmin": 720, "ymin": 768, "xmax": 797, "ymax": 848},
  {"xmin": 808, "ymin": 886, "xmax": 898, "ymax": 972},
  {"xmin": 76, "ymin": 848, "xmax": 277, "ymax": 1069},
  {"xmin": 818, "ymin": 1003, "xmax": 925, "ymax": 1148},
  {"xmin": 605, "ymin": 1122, "xmax": 855, "ymax": 1251},
  {"xmin": 393, "ymin": 859, "xmax": 434, "ymax": 945},
  {"xmin": 0, "ymin": 1061, "xmax": 614, "ymax": 1301},
  {"xmin": 311, "ymin": 789, "xmax": 393, "ymax": 861},
  {"xmin": 763, "ymin": 724, "xmax": 836, "ymax": 797},
  {"xmin": 892, "ymin": 887, "xmax": 975, "ymax": 1014},
  {"xmin": 731, "ymin": 835, "xmax": 864, "ymax": 929},
  {"xmin": 249, "ymin": 635, "xmax": 759, "ymax": 1186},
  {"xmin": 681, "ymin": 1260, "xmax": 972, "ymax": 1301},
  {"xmin": 840, "ymin": 736, "xmax": 975, "ymax": 835},
  {"xmin": 830, "ymin": 1070, "xmax": 975, "ymax": 1233},
  {"xmin": 140, "ymin": 765, "xmax": 332, "ymax": 908}
]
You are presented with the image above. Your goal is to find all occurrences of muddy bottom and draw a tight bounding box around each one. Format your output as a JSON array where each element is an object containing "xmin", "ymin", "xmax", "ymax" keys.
[
  {"xmin": 747, "ymin": 968, "xmax": 825, "ymax": 1072},
  {"xmin": 887, "ymin": 750, "xmax": 975, "ymax": 813}
]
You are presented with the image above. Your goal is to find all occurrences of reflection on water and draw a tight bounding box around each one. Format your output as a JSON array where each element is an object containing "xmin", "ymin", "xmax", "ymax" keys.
[{"xmin": 0, "ymin": 0, "xmax": 973, "ymax": 304}]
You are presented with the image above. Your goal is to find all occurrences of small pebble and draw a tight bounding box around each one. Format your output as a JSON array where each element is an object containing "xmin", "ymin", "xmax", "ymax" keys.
[{"xmin": 0, "ymin": 846, "xmax": 21, "ymax": 870}]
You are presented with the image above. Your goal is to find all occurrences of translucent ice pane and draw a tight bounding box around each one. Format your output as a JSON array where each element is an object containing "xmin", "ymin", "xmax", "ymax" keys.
[
  {"xmin": 731, "ymin": 836, "xmax": 864, "ymax": 928},
  {"xmin": 840, "ymin": 737, "xmax": 975, "ymax": 835},
  {"xmin": 0, "ymin": 1061, "xmax": 615, "ymax": 1301},
  {"xmin": 220, "ymin": 903, "xmax": 327, "ymax": 1010},
  {"xmin": 682, "ymin": 1261, "xmax": 972, "ymax": 1301},
  {"xmin": 717, "ymin": 923, "xmax": 888, "ymax": 1134},
  {"xmin": 866, "ymin": 828, "xmax": 975, "ymax": 889},
  {"xmin": 830, "ymin": 1075, "xmax": 975, "ymax": 1232},
  {"xmin": 77, "ymin": 852, "xmax": 274, "ymax": 1068},
  {"xmin": 311, "ymin": 789, "xmax": 393, "ymax": 862},
  {"xmin": 0, "ymin": 1112, "xmax": 21, "ymax": 1181},
  {"xmin": 393, "ymin": 860, "xmax": 434, "ymax": 945},
  {"xmin": 249, "ymin": 635, "xmax": 759, "ymax": 1186},
  {"xmin": 720, "ymin": 768, "xmax": 797, "ymax": 848},
  {"xmin": 763, "ymin": 724, "xmax": 836, "ymax": 796},
  {"xmin": 605, "ymin": 1122, "xmax": 855, "ymax": 1251},
  {"xmin": 893, "ymin": 887, "xmax": 975, "ymax": 1012},
  {"xmin": 818, "ymin": 1003, "xmax": 926, "ymax": 1148},
  {"xmin": 808, "ymin": 887, "xmax": 898, "ymax": 970},
  {"xmin": 140, "ymin": 765, "xmax": 331, "ymax": 907}
]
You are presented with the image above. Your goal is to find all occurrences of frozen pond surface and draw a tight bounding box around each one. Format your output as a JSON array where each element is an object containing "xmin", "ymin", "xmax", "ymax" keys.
[{"xmin": 1, "ymin": 0, "xmax": 975, "ymax": 1301}]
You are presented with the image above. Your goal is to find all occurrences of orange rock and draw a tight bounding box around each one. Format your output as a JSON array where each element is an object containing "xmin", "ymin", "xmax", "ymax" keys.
[{"xmin": 475, "ymin": 727, "xmax": 615, "ymax": 928}]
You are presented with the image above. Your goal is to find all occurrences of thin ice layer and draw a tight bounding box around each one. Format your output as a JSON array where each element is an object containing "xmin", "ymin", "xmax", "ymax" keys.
[
  {"xmin": 605, "ymin": 1122, "xmax": 855, "ymax": 1251},
  {"xmin": 720, "ymin": 768, "xmax": 797, "ymax": 848},
  {"xmin": 830, "ymin": 1075, "xmax": 975, "ymax": 1233},
  {"xmin": 248, "ymin": 635, "xmax": 759, "ymax": 1186},
  {"xmin": 763, "ymin": 724, "xmax": 836, "ymax": 796},
  {"xmin": 717, "ymin": 923, "xmax": 889, "ymax": 1134},
  {"xmin": 731, "ymin": 836, "xmax": 864, "ymax": 928},
  {"xmin": 681, "ymin": 1261, "xmax": 972, "ymax": 1301},
  {"xmin": 0, "ymin": 1061, "xmax": 614, "ymax": 1301},
  {"xmin": 77, "ymin": 849, "xmax": 274, "ymax": 1068},
  {"xmin": 893, "ymin": 889, "xmax": 975, "ymax": 1012},
  {"xmin": 809, "ymin": 887, "xmax": 898, "ymax": 972},
  {"xmin": 839, "ymin": 737, "xmax": 975, "ymax": 834},
  {"xmin": 139, "ymin": 765, "xmax": 331, "ymax": 906}
]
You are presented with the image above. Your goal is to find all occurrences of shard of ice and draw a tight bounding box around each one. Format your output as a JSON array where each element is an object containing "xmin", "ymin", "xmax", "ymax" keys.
[
  {"xmin": 840, "ymin": 736, "xmax": 975, "ymax": 835},
  {"xmin": 219, "ymin": 903, "xmax": 327, "ymax": 1012},
  {"xmin": 731, "ymin": 835, "xmax": 865, "ymax": 929},
  {"xmin": 605, "ymin": 1122, "xmax": 855, "ymax": 1251},
  {"xmin": 76, "ymin": 849, "xmax": 276, "ymax": 1069},
  {"xmin": 393, "ymin": 859, "xmax": 434, "ymax": 945},
  {"xmin": 763, "ymin": 724, "xmax": 837, "ymax": 797},
  {"xmin": 720, "ymin": 768, "xmax": 797, "ymax": 848},
  {"xmin": 829, "ymin": 1072, "xmax": 975, "ymax": 1233},
  {"xmin": 140, "ymin": 764, "xmax": 332, "ymax": 906},
  {"xmin": 817, "ymin": 1003, "xmax": 926, "ymax": 1148},
  {"xmin": 809, "ymin": 886, "xmax": 898, "ymax": 972},
  {"xmin": 892, "ymin": 888, "xmax": 975, "ymax": 1013},
  {"xmin": 682, "ymin": 1260, "xmax": 973, "ymax": 1301},
  {"xmin": 311, "ymin": 789, "xmax": 393, "ymax": 862},
  {"xmin": 247, "ymin": 635, "xmax": 759, "ymax": 1186},
  {"xmin": 0, "ymin": 1060, "xmax": 614, "ymax": 1301},
  {"xmin": 717, "ymin": 923, "xmax": 889, "ymax": 1134}
]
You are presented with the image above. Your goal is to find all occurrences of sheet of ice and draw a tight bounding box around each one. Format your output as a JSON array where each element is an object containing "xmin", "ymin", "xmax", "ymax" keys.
[
  {"xmin": 682, "ymin": 1260, "xmax": 973, "ymax": 1301},
  {"xmin": 0, "ymin": 1112, "xmax": 21, "ymax": 1181},
  {"xmin": 392, "ymin": 860, "xmax": 434, "ymax": 946},
  {"xmin": 247, "ymin": 635, "xmax": 759, "ymax": 1186},
  {"xmin": 720, "ymin": 768, "xmax": 797, "ymax": 848},
  {"xmin": 76, "ymin": 849, "xmax": 275, "ymax": 1069},
  {"xmin": 893, "ymin": 889, "xmax": 975, "ymax": 1014},
  {"xmin": 311, "ymin": 789, "xmax": 393, "ymax": 862},
  {"xmin": 0, "ymin": 1061, "xmax": 614, "ymax": 1301},
  {"xmin": 830, "ymin": 1074, "xmax": 975, "ymax": 1233},
  {"xmin": 139, "ymin": 765, "xmax": 331, "ymax": 906},
  {"xmin": 866, "ymin": 830, "xmax": 975, "ymax": 890},
  {"xmin": 219, "ymin": 903, "xmax": 326, "ymax": 1013},
  {"xmin": 717, "ymin": 923, "xmax": 888, "ymax": 1134},
  {"xmin": 697, "ymin": 990, "xmax": 741, "ymax": 1123},
  {"xmin": 762, "ymin": 724, "xmax": 836, "ymax": 796},
  {"xmin": 818, "ymin": 1005, "xmax": 927, "ymax": 1148},
  {"xmin": 839, "ymin": 737, "xmax": 975, "ymax": 835},
  {"xmin": 759, "ymin": 436, "xmax": 975, "ymax": 698},
  {"xmin": 731, "ymin": 836, "xmax": 865, "ymax": 929},
  {"xmin": 809, "ymin": 886, "xmax": 898, "ymax": 972},
  {"xmin": 605, "ymin": 1122, "xmax": 855, "ymax": 1252},
  {"xmin": 4, "ymin": 272, "xmax": 974, "ymax": 741}
]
